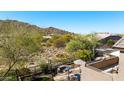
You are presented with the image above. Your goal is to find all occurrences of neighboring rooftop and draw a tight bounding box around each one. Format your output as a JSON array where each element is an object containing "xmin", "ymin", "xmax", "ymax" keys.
[
  {"xmin": 113, "ymin": 37, "xmax": 124, "ymax": 49},
  {"xmin": 96, "ymin": 32, "xmax": 112, "ymax": 40},
  {"xmin": 100, "ymin": 35, "xmax": 121, "ymax": 41},
  {"xmin": 97, "ymin": 35, "xmax": 122, "ymax": 49}
]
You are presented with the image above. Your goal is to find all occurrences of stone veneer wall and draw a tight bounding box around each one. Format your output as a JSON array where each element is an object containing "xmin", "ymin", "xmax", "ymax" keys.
[{"xmin": 89, "ymin": 57, "xmax": 119, "ymax": 69}]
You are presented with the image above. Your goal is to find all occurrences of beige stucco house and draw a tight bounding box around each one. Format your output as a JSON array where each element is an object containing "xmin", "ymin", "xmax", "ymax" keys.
[{"xmin": 81, "ymin": 37, "xmax": 124, "ymax": 81}]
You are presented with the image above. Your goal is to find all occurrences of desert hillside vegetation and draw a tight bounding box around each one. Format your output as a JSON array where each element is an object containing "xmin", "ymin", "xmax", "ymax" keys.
[{"xmin": 0, "ymin": 20, "xmax": 103, "ymax": 80}]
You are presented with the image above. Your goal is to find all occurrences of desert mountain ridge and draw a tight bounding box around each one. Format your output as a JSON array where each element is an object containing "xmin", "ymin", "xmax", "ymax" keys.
[{"xmin": 0, "ymin": 19, "xmax": 74, "ymax": 35}]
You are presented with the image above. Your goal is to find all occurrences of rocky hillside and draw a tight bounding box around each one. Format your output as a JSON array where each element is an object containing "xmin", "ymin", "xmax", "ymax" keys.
[
  {"xmin": 0, "ymin": 20, "xmax": 73, "ymax": 36},
  {"xmin": 0, "ymin": 19, "xmax": 74, "ymax": 68},
  {"xmin": 28, "ymin": 47, "xmax": 69, "ymax": 64}
]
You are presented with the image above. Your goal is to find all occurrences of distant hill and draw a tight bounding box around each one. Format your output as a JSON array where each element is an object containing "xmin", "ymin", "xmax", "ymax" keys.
[
  {"xmin": 0, "ymin": 20, "xmax": 73, "ymax": 36},
  {"xmin": 43, "ymin": 27, "xmax": 73, "ymax": 35}
]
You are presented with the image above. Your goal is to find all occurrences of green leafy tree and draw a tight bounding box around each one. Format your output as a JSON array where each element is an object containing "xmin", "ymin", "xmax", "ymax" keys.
[
  {"xmin": 106, "ymin": 39, "xmax": 115, "ymax": 46},
  {"xmin": 66, "ymin": 34, "xmax": 99, "ymax": 61},
  {"xmin": 0, "ymin": 30, "xmax": 42, "ymax": 80},
  {"xmin": 74, "ymin": 50, "xmax": 92, "ymax": 61},
  {"xmin": 66, "ymin": 40, "xmax": 83, "ymax": 52}
]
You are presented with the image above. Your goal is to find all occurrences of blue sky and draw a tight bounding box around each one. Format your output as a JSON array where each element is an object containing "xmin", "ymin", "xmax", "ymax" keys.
[{"xmin": 0, "ymin": 11, "xmax": 123, "ymax": 34}]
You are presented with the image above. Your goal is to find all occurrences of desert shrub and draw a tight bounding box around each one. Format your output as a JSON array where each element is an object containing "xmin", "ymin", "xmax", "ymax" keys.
[
  {"xmin": 53, "ymin": 38, "xmax": 66, "ymax": 48},
  {"xmin": 66, "ymin": 40, "xmax": 83, "ymax": 52},
  {"xmin": 48, "ymin": 35, "xmax": 59, "ymax": 43},
  {"xmin": 40, "ymin": 63, "xmax": 49, "ymax": 74},
  {"xmin": 74, "ymin": 50, "xmax": 92, "ymax": 61},
  {"xmin": 32, "ymin": 76, "xmax": 53, "ymax": 81},
  {"xmin": 54, "ymin": 53, "xmax": 74, "ymax": 63},
  {"xmin": 56, "ymin": 53, "xmax": 70, "ymax": 60},
  {"xmin": 40, "ymin": 77, "xmax": 53, "ymax": 81},
  {"xmin": 48, "ymin": 34, "xmax": 74, "ymax": 48},
  {"xmin": 19, "ymin": 68, "xmax": 31, "ymax": 76},
  {"xmin": 61, "ymin": 34, "xmax": 75, "ymax": 43},
  {"xmin": 106, "ymin": 39, "xmax": 115, "ymax": 46}
]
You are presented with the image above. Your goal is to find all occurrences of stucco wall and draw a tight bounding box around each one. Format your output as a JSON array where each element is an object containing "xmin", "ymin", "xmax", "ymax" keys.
[
  {"xmin": 118, "ymin": 52, "xmax": 124, "ymax": 80},
  {"xmin": 110, "ymin": 50, "xmax": 120, "ymax": 57},
  {"xmin": 81, "ymin": 65, "xmax": 113, "ymax": 81}
]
